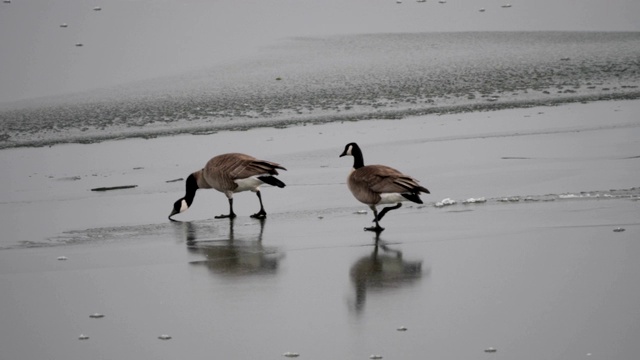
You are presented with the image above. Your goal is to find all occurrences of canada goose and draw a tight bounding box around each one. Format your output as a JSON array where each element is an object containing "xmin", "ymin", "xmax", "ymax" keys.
[
  {"xmin": 340, "ymin": 142, "xmax": 429, "ymax": 232},
  {"xmin": 169, "ymin": 153, "xmax": 286, "ymax": 220}
]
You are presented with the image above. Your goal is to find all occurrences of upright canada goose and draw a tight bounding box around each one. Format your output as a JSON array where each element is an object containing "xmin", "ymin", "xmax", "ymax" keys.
[
  {"xmin": 340, "ymin": 142, "xmax": 429, "ymax": 232},
  {"xmin": 169, "ymin": 153, "xmax": 286, "ymax": 220}
]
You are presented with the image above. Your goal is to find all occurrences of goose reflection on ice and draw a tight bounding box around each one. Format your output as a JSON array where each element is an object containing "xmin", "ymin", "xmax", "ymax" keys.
[
  {"xmin": 350, "ymin": 235, "xmax": 426, "ymax": 313},
  {"xmin": 178, "ymin": 219, "xmax": 282, "ymax": 276}
]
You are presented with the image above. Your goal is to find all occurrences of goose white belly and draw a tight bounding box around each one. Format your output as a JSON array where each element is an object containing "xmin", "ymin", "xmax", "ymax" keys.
[
  {"xmin": 377, "ymin": 193, "xmax": 406, "ymax": 205},
  {"xmin": 233, "ymin": 177, "xmax": 264, "ymax": 193}
]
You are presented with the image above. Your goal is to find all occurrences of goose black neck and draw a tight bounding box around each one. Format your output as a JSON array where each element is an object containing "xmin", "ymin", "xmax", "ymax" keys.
[
  {"xmin": 352, "ymin": 145, "xmax": 365, "ymax": 169},
  {"xmin": 184, "ymin": 173, "xmax": 198, "ymax": 205}
]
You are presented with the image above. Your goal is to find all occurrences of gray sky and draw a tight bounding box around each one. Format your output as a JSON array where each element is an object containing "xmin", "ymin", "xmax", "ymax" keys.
[{"xmin": 1, "ymin": 0, "xmax": 639, "ymax": 104}]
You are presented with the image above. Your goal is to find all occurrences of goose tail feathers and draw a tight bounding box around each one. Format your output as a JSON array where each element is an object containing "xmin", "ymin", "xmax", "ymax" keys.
[
  {"xmin": 258, "ymin": 175, "xmax": 286, "ymax": 188},
  {"xmin": 401, "ymin": 193, "xmax": 423, "ymax": 204}
]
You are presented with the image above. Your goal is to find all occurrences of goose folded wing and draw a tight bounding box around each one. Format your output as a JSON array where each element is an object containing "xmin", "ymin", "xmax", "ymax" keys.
[
  {"xmin": 229, "ymin": 159, "xmax": 285, "ymax": 179},
  {"xmin": 391, "ymin": 174, "xmax": 429, "ymax": 193},
  {"xmin": 355, "ymin": 166, "xmax": 411, "ymax": 193},
  {"xmin": 371, "ymin": 175, "xmax": 424, "ymax": 193}
]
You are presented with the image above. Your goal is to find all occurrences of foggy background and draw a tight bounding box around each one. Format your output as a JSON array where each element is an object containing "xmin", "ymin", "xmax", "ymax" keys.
[{"xmin": 1, "ymin": 0, "xmax": 639, "ymax": 104}]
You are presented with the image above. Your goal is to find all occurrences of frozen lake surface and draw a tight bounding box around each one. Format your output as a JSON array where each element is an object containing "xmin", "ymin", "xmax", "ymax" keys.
[{"xmin": 1, "ymin": 32, "xmax": 639, "ymax": 148}]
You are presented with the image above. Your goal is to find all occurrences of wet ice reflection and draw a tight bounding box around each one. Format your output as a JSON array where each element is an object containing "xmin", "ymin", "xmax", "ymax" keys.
[
  {"xmin": 178, "ymin": 219, "xmax": 282, "ymax": 277},
  {"xmin": 350, "ymin": 235, "xmax": 425, "ymax": 313}
]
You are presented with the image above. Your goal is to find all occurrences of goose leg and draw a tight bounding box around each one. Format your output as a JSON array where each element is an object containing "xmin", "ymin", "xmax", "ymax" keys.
[
  {"xmin": 375, "ymin": 203, "xmax": 402, "ymax": 221},
  {"xmin": 364, "ymin": 206, "xmax": 384, "ymax": 233},
  {"xmin": 215, "ymin": 198, "xmax": 237, "ymax": 219},
  {"xmin": 250, "ymin": 191, "xmax": 267, "ymax": 219}
]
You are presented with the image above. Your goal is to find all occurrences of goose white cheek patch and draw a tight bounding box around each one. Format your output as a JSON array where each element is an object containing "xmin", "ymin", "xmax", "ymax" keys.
[{"xmin": 180, "ymin": 199, "xmax": 189, "ymax": 213}]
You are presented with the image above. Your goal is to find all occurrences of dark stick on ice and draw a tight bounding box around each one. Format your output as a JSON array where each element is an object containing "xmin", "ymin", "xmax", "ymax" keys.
[{"xmin": 91, "ymin": 185, "xmax": 138, "ymax": 192}]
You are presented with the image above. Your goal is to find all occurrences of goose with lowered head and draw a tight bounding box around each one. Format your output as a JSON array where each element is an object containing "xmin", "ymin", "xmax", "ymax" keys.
[{"xmin": 169, "ymin": 153, "xmax": 286, "ymax": 220}]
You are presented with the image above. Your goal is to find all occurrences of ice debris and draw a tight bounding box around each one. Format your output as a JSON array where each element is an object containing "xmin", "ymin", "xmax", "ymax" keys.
[
  {"xmin": 613, "ymin": 227, "xmax": 625, "ymax": 232},
  {"xmin": 397, "ymin": 326, "xmax": 408, "ymax": 331},
  {"xmin": 158, "ymin": 334, "xmax": 172, "ymax": 340},
  {"xmin": 78, "ymin": 334, "xmax": 89, "ymax": 340},
  {"xmin": 462, "ymin": 197, "xmax": 486, "ymax": 204},
  {"xmin": 354, "ymin": 210, "xmax": 368, "ymax": 215},
  {"xmin": 57, "ymin": 256, "xmax": 68, "ymax": 261},
  {"xmin": 435, "ymin": 198, "xmax": 457, "ymax": 207},
  {"xmin": 283, "ymin": 352, "xmax": 300, "ymax": 357},
  {"xmin": 485, "ymin": 347, "xmax": 497, "ymax": 353},
  {"xmin": 89, "ymin": 313, "xmax": 104, "ymax": 319},
  {"xmin": 370, "ymin": 355, "xmax": 383, "ymax": 359}
]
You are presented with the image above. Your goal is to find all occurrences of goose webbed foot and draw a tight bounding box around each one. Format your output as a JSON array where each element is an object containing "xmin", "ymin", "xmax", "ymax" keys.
[
  {"xmin": 250, "ymin": 210, "xmax": 267, "ymax": 219},
  {"xmin": 364, "ymin": 224, "xmax": 384, "ymax": 233},
  {"xmin": 366, "ymin": 207, "xmax": 385, "ymax": 233},
  {"xmin": 251, "ymin": 191, "xmax": 267, "ymax": 219},
  {"xmin": 216, "ymin": 198, "xmax": 237, "ymax": 219}
]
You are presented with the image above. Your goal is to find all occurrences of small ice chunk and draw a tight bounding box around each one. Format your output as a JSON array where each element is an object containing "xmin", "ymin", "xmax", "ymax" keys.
[
  {"xmin": 613, "ymin": 227, "xmax": 625, "ymax": 232},
  {"xmin": 397, "ymin": 326, "xmax": 408, "ymax": 331},
  {"xmin": 370, "ymin": 355, "xmax": 383, "ymax": 359},
  {"xmin": 158, "ymin": 334, "xmax": 172, "ymax": 340},
  {"xmin": 484, "ymin": 347, "xmax": 497, "ymax": 353},
  {"xmin": 435, "ymin": 198, "xmax": 456, "ymax": 207},
  {"xmin": 463, "ymin": 197, "xmax": 486, "ymax": 204},
  {"xmin": 354, "ymin": 210, "xmax": 368, "ymax": 215},
  {"xmin": 89, "ymin": 313, "xmax": 104, "ymax": 319},
  {"xmin": 78, "ymin": 334, "xmax": 89, "ymax": 340},
  {"xmin": 283, "ymin": 352, "xmax": 300, "ymax": 357},
  {"xmin": 57, "ymin": 256, "xmax": 68, "ymax": 261}
]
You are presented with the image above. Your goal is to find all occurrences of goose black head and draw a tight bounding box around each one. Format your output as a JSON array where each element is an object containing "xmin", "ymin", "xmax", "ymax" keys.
[
  {"xmin": 169, "ymin": 198, "xmax": 190, "ymax": 220},
  {"xmin": 340, "ymin": 142, "xmax": 359, "ymax": 157},
  {"xmin": 169, "ymin": 174, "xmax": 198, "ymax": 220},
  {"xmin": 340, "ymin": 142, "xmax": 364, "ymax": 169}
]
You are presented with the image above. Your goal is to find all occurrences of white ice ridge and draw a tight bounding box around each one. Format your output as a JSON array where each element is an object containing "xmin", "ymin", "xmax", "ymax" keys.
[
  {"xmin": 435, "ymin": 198, "xmax": 457, "ymax": 207},
  {"xmin": 463, "ymin": 197, "xmax": 487, "ymax": 204}
]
